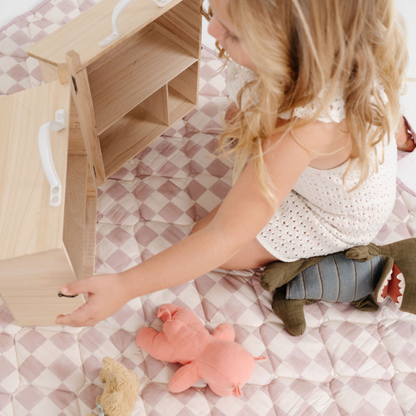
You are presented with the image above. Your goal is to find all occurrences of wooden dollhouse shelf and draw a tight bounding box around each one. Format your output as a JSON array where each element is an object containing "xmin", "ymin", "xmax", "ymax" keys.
[
  {"xmin": 100, "ymin": 84, "xmax": 195, "ymax": 178},
  {"xmin": 168, "ymin": 85, "xmax": 195, "ymax": 122},
  {"xmin": 89, "ymin": 28, "xmax": 197, "ymax": 135}
]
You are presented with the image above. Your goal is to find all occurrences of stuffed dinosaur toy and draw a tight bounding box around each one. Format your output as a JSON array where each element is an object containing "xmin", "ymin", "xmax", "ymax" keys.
[
  {"xmin": 136, "ymin": 304, "xmax": 266, "ymax": 397},
  {"xmin": 260, "ymin": 238, "xmax": 416, "ymax": 336}
]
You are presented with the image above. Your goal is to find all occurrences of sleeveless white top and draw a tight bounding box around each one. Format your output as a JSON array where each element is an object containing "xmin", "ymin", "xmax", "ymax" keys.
[{"xmin": 225, "ymin": 60, "xmax": 397, "ymax": 261}]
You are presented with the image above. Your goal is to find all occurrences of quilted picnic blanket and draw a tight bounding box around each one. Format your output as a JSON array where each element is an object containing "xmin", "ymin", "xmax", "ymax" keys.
[{"xmin": 1, "ymin": 1, "xmax": 416, "ymax": 415}]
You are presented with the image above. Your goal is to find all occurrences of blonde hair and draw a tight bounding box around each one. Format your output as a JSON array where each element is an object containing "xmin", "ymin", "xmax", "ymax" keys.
[{"xmin": 202, "ymin": 0, "xmax": 408, "ymax": 210}]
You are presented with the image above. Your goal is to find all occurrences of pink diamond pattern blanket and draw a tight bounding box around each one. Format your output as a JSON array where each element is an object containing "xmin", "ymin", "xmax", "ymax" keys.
[{"xmin": 1, "ymin": 1, "xmax": 416, "ymax": 415}]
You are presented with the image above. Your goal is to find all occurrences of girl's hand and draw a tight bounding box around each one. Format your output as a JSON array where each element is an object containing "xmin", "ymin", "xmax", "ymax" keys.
[{"xmin": 55, "ymin": 273, "xmax": 133, "ymax": 327}]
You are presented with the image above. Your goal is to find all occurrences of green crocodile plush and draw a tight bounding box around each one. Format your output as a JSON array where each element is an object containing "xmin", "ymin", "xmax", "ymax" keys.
[{"xmin": 260, "ymin": 238, "xmax": 416, "ymax": 336}]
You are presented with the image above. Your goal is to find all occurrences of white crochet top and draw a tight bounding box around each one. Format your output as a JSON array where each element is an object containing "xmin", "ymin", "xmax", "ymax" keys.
[{"xmin": 225, "ymin": 60, "xmax": 398, "ymax": 261}]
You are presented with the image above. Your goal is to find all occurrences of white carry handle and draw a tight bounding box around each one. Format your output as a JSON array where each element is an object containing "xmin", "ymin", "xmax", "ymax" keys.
[
  {"xmin": 99, "ymin": 0, "xmax": 174, "ymax": 47},
  {"xmin": 38, "ymin": 109, "xmax": 66, "ymax": 208}
]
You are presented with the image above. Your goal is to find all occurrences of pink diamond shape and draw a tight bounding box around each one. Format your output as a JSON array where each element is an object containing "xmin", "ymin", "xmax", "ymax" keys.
[
  {"xmin": 158, "ymin": 202, "xmax": 184, "ymax": 223},
  {"xmin": 0, "ymin": 304, "xmax": 15, "ymax": 328},
  {"xmin": 139, "ymin": 203, "xmax": 157, "ymax": 221},
  {"xmin": 206, "ymin": 159, "xmax": 230, "ymax": 177},
  {"xmin": 105, "ymin": 249, "xmax": 133, "ymax": 272},
  {"xmin": 82, "ymin": 355, "xmax": 102, "ymax": 383},
  {"xmin": 79, "ymin": 328, "xmax": 107, "ymax": 353},
  {"xmin": 78, "ymin": 384, "xmax": 103, "ymax": 409},
  {"xmin": 340, "ymin": 344, "xmax": 370, "ymax": 372},
  {"xmin": 143, "ymin": 354, "xmax": 166, "ymax": 380},
  {"xmin": 15, "ymin": 386, "xmax": 45, "ymax": 411},
  {"xmin": 111, "ymin": 304, "xmax": 136, "ymax": 326},
  {"xmin": 48, "ymin": 354, "xmax": 79, "ymax": 382},
  {"xmin": 105, "ymin": 227, "xmax": 132, "ymax": 247},
  {"xmin": 155, "ymin": 160, "xmax": 180, "ymax": 177},
  {"xmin": 133, "ymin": 181, "xmax": 156, "ymax": 202},
  {"xmin": 49, "ymin": 333, "xmax": 77, "ymax": 352},
  {"xmin": 105, "ymin": 182, "xmax": 130, "ymax": 202},
  {"xmin": 157, "ymin": 180, "xmax": 182, "ymax": 200},
  {"xmin": 135, "ymin": 224, "xmax": 158, "ymax": 247},
  {"xmin": 0, "ymin": 334, "xmax": 13, "ymax": 353},
  {"xmin": 209, "ymin": 180, "xmax": 231, "ymax": 200},
  {"xmin": 154, "ymin": 141, "xmax": 177, "ymax": 158},
  {"xmin": 47, "ymin": 389, "xmax": 76, "ymax": 411},
  {"xmin": 18, "ymin": 330, "xmax": 47, "ymax": 353},
  {"xmin": 0, "ymin": 356, "xmax": 16, "ymax": 383},
  {"xmin": 284, "ymin": 346, "xmax": 315, "ymax": 374},
  {"xmin": 20, "ymin": 356, "xmax": 46, "ymax": 383},
  {"xmin": 183, "ymin": 141, "xmax": 203, "ymax": 159},
  {"xmin": 186, "ymin": 179, "xmax": 207, "ymax": 201},
  {"xmin": 160, "ymin": 225, "xmax": 187, "ymax": 245},
  {"xmin": 6, "ymin": 64, "xmax": 28, "ymax": 82},
  {"xmin": 141, "ymin": 383, "xmax": 167, "ymax": 407},
  {"xmin": 104, "ymin": 204, "xmax": 130, "ymax": 224},
  {"xmin": 109, "ymin": 330, "xmax": 135, "ymax": 352}
]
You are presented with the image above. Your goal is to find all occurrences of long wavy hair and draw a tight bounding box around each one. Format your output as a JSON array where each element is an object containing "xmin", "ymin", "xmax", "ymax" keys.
[{"xmin": 202, "ymin": 0, "xmax": 408, "ymax": 210}]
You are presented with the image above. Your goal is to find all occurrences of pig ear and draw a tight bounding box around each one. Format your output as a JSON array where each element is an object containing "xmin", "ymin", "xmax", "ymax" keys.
[
  {"xmin": 232, "ymin": 384, "xmax": 243, "ymax": 398},
  {"xmin": 169, "ymin": 362, "xmax": 201, "ymax": 394},
  {"xmin": 254, "ymin": 355, "xmax": 267, "ymax": 361}
]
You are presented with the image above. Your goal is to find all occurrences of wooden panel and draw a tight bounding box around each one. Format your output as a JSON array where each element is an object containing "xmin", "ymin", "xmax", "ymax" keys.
[
  {"xmin": 140, "ymin": 85, "xmax": 169, "ymax": 125},
  {"xmin": 0, "ymin": 249, "xmax": 85, "ymax": 326},
  {"xmin": 154, "ymin": 0, "xmax": 202, "ymax": 59},
  {"xmin": 0, "ymin": 81, "xmax": 71, "ymax": 261},
  {"xmin": 88, "ymin": 28, "xmax": 197, "ymax": 134},
  {"xmin": 63, "ymin": 155, "xmax": 88, "ymax": 280},
  {"xmin": 100, "ymin": 100, "xmax": 196, "ymax": 178},
  {"xmin": 168, "ymin": 85, "xmax": 196, "ymax": 125},
  {"xmin": 100, "ymin": 105, "xmax": 167, "ymax": 178},
  {"xmin": 68, "ymin": 96, "xmax": 87, "ymax": 155},
  {"xmin": 39, "ymin": 61, "xmax": 59, "ymax": 83},
  {"xmin": 87, "ymin": 24, "xmax": 154, "ymax": 75},
  {"xmin": 66, "ymin": 50, "xmax": 106, "ymax": 186},
  {"xmin": 169, "ymin": 61, "xmax": 199, "ymax": 105},
  {"xmin": 26, "ymin": 0, "xmax": 183, "ymax": 70},
  {"xmin": 83, "ymin": 196, "xmax": 97, "ymax": 278}
]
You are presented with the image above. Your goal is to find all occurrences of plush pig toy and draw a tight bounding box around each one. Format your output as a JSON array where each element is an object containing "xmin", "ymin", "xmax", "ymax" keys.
[{"xmin": 136, "ymin": 304, "xmax": 265, "ymax": 397}]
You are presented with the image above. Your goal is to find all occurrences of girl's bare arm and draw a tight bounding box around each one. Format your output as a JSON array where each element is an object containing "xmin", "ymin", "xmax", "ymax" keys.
[{"xmin": 56, "ymin": 125, "xmax": 317, "ymax": 327}]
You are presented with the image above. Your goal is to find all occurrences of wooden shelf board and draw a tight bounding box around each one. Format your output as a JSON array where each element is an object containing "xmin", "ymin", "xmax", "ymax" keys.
[
  {"xmin": 168, "ymin": 85, "xmax": 195, "ymax": 123},
  {"xmin": 100, "ymin": 97, "xmax": 195, "ymax": 179},
  {"xmin": 25, "ymin": 0, "xmax": 183, "ymax": 69},
  {"xmin": 89, "ymin": 28, "xmax": 197, "ymax": 135}
]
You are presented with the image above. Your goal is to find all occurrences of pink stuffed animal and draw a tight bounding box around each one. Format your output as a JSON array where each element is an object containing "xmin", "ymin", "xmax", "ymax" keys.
[{"xmin": 136, "ymin": 304, "xmax": 266, "ymax": 397}]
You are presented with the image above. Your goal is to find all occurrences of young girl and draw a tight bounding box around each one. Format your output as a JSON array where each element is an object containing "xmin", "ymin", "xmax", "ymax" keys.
[{"xmin": 56, "ymin": 0, "xmax": 411, "ymax": 327}]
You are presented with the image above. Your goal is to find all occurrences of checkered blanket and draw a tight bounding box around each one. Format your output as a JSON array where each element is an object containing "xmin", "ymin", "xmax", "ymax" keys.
[{"xmin": 1, "ymin": 1, "xmax": 416, "ymax": 415}]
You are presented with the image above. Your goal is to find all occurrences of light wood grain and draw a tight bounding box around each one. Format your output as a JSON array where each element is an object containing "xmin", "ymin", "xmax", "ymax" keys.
[
  {"xmin": 68, "ymin": 96, "xmax": 87, "ymax": 155},
  {"xmin": 154, "ymin": 0, "xmax": 202, "ymax": 59},
  {"xmin": 0, "ymin": 81, "xmax": 71, "ymax": 261},
  {"xmin": 83, "ymin": 196, "xmax": 97, "ymax": 278},
  {"xmin": 89, "ymin": 28, "xmax": 197, "ymax": 135},
  {"xmin": 0, "ymin": 249, "xmax": 85, "ymax": 326},
  {"xmin": 26, "ymin": 0, "xmax": 183, "ymax": 70},
  {"xmin": 140, "ymin": 84, "xmax": 169, "ymax": 125},
  {"xmin": 63, "ymin": 155, "xmax": 88, "ymax": 280},
  {"xmin": 169, "ymin": 61, "xmax": 198, "ymax": 104},
  {"xmin": 66, "ymin": 50, "xmax": 106, "ymax": 186},
  {"xmin": 168, "ymin": 85, "xmax": 195, "ymax": 124},
  {"xmin": 39, "ymin": 61, "xmax": 59, "ymax": 83},
  {"xmin": 100, "ymin": 98, "xmax": 196, "ymax": 178}
]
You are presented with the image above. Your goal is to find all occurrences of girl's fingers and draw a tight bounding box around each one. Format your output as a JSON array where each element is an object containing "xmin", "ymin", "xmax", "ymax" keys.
[
  {"xmin": 55, "ymin": 303, "xmax": 95, "ymax": 327},
  {"xmin": 60, "ymin": 278, "xmax": 94, "ymax": 297}
]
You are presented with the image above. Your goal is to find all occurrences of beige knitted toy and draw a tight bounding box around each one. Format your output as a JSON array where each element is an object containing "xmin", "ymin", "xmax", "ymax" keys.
[{"xmin": 87, "ymin": 357, "xmax": 140, "ymax": 416}]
